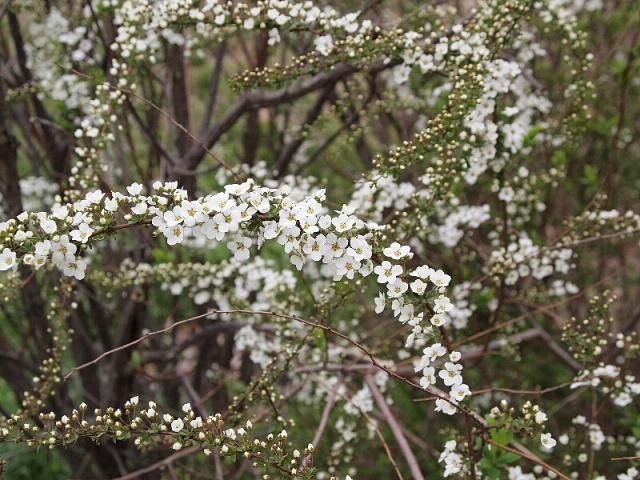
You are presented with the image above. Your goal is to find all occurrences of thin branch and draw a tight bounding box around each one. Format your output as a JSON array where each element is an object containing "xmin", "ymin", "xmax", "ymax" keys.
[
  {"xmin": 365, "ymin": 375, "xmax": 426, "ymax": 480},
  {"xmin": 199, "ymin": 41, "xmax": 227, "ymax": 136},
  {"xmin": 486, "ymin": 439, "xmax": 570, "ymax": 480},
  {"xmin": 302, "ymin": 388, "xmax": 337, "ymax": 468},
  {"xmin": 0, "ymin": 0, "xmax": 12, "ymax": 23},
  {"xmin": 61, "ymin": 65, "xmax": 239, "ymax": 181},
  {"xmin": 113, "ymin": 447, "xmax": 199, "ymax": 480}
]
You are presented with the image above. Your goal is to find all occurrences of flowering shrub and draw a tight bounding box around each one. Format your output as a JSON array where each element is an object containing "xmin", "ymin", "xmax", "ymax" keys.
[{"xmin": 0, "ymin": 0, "xmax": 639, "ymax": 478}]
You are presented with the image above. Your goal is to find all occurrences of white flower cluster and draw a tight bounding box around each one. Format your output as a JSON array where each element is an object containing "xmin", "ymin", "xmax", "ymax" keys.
[
  {"xmin": 0, "ymin": 180, "xmax": 466, "ymax": 414},
  {"xmin": 488, "ymin": 235, "xmax": 573, "ymax": 286},
  {"xmin": 463, "ymin": 58, "xmax": 551, "ymax": 185},
  {"xmin": 571, "ymin": 364, "xmax": 640, "ymax": 407},
  {"xmin": 18, "ymin": 177, "xmax": 60, "ymax": 212},
  {"xmin": 429, "ymin": 204, "xmax": 491, "ymax": 248},
  {"xmin": 508, "ymin": 466, "xmax": 536, "ymax": 480},
  {"xmin": 617, "ymin": 467, "xmax": 640, "ymax": 480},
  {"xmin": 309, "ymin": 373, "xmax": 388, "ymax": 478},
  {"xmin": 390, "ymin": 18, "xmax": 491, "ymax": 87},
  {"xmin": 442, "ymin": 282, "xmax": 481, "ymax": 330},
  {"xmin": 413, "ymin": 345, "xmax": 470, "ymax": 415},
  {"xmin": 439, "ymin": 439, "xmax": 465, "ymax": 477},
  {"xmin": 107, "ymin": 0, "xmax": 374, "ymax": 62},
  {"xmin": 348, "ymin": 174, "xmax": 416, "ymax": 223},
  {"xmin": 0, "ymin": 176, "xmax": 59, "ymax": 219},
  {"xmin": 25, "ymin": 8, "xmax": 94, "ymax": 111},
  {"xmin": 546, "ymin": 0, "xmax": 603, "ymax": 21},
  {"xmin": 93, "ymin": 256, "xmax": 298, "ymax": 317},
  {"xmin": 234, "ymin": 325, "xmax": 280, "ymax": 367}
]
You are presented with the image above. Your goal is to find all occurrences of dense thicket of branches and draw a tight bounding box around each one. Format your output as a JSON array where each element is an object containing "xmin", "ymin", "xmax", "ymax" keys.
[{"xmin": 0, "ymin": 0, "xmax": 639, "ymax": 479}]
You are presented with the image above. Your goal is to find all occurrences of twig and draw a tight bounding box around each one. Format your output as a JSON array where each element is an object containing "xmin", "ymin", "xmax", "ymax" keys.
[
  {"xmin": 0, "ymin": 0, "xmax": 12, "ymax": 22},
  {"xmin": 486, "ymin": 438, "xmax": 570, "ymax": 480},
  {"xmin": 612, "ymin": 455, "xmax": 640, "ymax": 461},
  {"xmin": 61, "ymin": 65, "xmax": 240, "ymax": 181},
  {"xmin": 486, "ymin": 439, "xmax": 569, "ymax": 480},
  {"xmin": 317, "ymin": 378, "xmax": 405, "ymax": 480},
  {"xmin": 301, "ymin": 388, "xmax": 337, "ymax": 468},
  {"xmin": 112, "ymin": 447, "xmax": 199, "ymax": 480},
  {"xmin": 365, "ymin": 375, "xmax": 426, "ymax": 480}
]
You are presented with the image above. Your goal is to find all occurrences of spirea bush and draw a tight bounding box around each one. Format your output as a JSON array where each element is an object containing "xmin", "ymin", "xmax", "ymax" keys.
[{"xmin": 0, "ymin": 0, "xmax": 639, "ymax": 478}]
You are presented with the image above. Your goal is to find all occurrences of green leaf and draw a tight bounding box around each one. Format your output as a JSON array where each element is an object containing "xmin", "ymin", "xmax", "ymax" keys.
[{"xmin": 491, "ymin": 428, "xmax": 513, "ymax": 446}]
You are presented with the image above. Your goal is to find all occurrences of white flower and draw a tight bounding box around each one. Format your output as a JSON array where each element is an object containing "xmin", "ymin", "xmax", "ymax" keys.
[
  {"xmin": 290, "ymin": 253, "xmax": 305, "ymax": 271},
  {"xmin": 410, "ymin": 279, "xmax": 427, "ymax": 295},
  {"xmin": 131, "ymin": 202, "xmax": 147, "ymax": 215},
  {"xmin": 33, "ymin": 256, "xmax": 47, "ymax": 269},
  {"xmin": 214, "ymin": 208, "xmax": 241, "ymax": 233},
  {"xmin": 383, "ymin": 242, "xmax": 411, "ymax": 260},
  {"xmin": 335, "ymin": 255, "xmax": 360, "ymax": 279},
  {"xmin": 434, "ymin": 296, "xmax": 453, "ymax": 313},
  {"xmin": 374, "ymin": 292, "xmax": 386, "ymax": 314},
  {"xmin": 359, "ymin": 259, "xmax": 374, "ymax": 277},
  {"xmin": 347, "ymin": 236, "xmax": 372, "ymax": 262},
  {"xmin": 374, "ymin": 261, "xmax": 402, "ymax": 284},
  {"xmin": 172, "ymin": 442, "xmax": 182, "ymax": 451},
  {"xmin": 51, "ymin": 235, "xmax": 77, "ymax": 264},
  {"xmin": 177, "ymin": 201, "xmax": 204, "ymax": 227},
  {"xmin": 535, "ymin": 411, "xmax": 548, "ymax": 424},
  {"xmin": 243, "ymin": 18, "xmax": 255, "ymax": 29},
  {"xmin": 267, "ymin": 28, "xmax": 280, "ymax": 46},
  {"xmin": 540, "ymin": 433, "xmax": 556, "ymax": 450},
  {"xmin": 0, "ymin": 248, "xmax": 16, "ymax": 271},
  {"xmin": 40, "ymin": 217, "xmax": 57, "ymax": 234},
  {"xmin": 207, "ymin": 192, "xmax": 231, "ymax": 212},
  {"xmin": 430, "ymin": 314, "xmax": 447, "ymax": 327},
  {"xmin": 449, "ymin": 351, "xmax": 462, "ymax": 362},
  {"xmin": 278, "ymin": 208, "xmax": 297, "ymax": 228},
  {"xmin": 439, "ymin": 362, "xmax": 463, "ymax": 387},
  {"xmin": 387, "ymin": 279, "xmax": 409, "ymax": 298},
  {"xmin": 164, "ymin": 225, "xmax": 184, "ymax": 246},
  {"xmin": 423, "ymin": 343, "xmax": 447, "ymax": 363},
  {"xmin": 298, "ymin": 198, "xmax": 322, "ymax": 219},
  {"xmin": 105, "ymin": 198, "xmax": 118, "ymax": 212},
  {"xmin": 314, "ymin": 34, "xmax": 334, "ymax": 56},
  {"xmin": 278, "ymin": 226, "xmax": 301, "ymax": 254},
  {"xmin": 62, "ymin": 258, "xmax": 87, "ymax": 280},
  {"xmin": 435, "ymin": 398, "xmax": 457, "ymax": 415},
  {"xmin": 263, "ymin": 221, "xmax": 279, "ymax": 239},
  {"xmin": 52, "ymin": 205, "xmax": 69, "ymax": 220},
  {"xmin": 332, "ymin": 214, "xmax": 354, "ymax": 233},
  {"xmin": 411, "ymin": 265, "xmax": 435, "ymax": 279},
  {"xmin": 323, "ymin": 233, "xmax": 348, "ymax": 259},
  {"xmin": 398, "ymin": 303, "xmax": 415, "ymax": 323},
  {"xmin": 70, "ymin": 223, "xmax": 94, "ymax": 243},
  {"xmin": 450, "ymin": 383, "xmax": 471, "ymax": 402},
  {"xmin": 127, "ymin": 183, "xmax": 143, "ymax": 195},
  {"xmin": 182, "ymin": 403, "xmax": 192, "ymax": 413},
  {"xmin": 34, "ymin": 240, "xmax": 51, "ymax": 257},
  {"xmin": 228, "ymin": 236, "xmax": 252, "ymax": 261},
  {"xmin": 86, "ymin": 190, "xmax": 104, "ymax": 204},
  {"xmin": 194, "ymin": 291, "xmax": 211, "ymax": 305},
  {"xmin": 303, "ymin": 234, "xmax": 325, "ymax": 261},
  {"xmin": 430, "ymin": 269, "xmax": 451, "ymax": 287},
  {"xmin": 420, "ymin": 367, "xmax": 436, "ymax": 388},
  {"xmin": 318, "ymin": 215, "xmax": 332, "ymax": 230}
]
